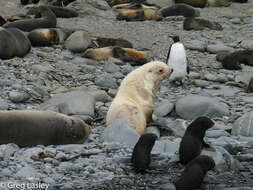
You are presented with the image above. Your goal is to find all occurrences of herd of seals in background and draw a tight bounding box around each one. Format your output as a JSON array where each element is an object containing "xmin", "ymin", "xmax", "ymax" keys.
[{"xmin": 0, "ymin": 0, "xmax": 252, "ymax": 189}]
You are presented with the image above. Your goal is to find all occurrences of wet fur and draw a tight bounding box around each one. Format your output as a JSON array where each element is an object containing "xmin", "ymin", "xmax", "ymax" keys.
[{"xmin": 179, "ymin": 116, "xmax": 214, "ymax": 165}]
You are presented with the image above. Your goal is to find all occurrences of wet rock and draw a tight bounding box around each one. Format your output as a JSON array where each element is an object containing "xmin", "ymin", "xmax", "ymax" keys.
[
  {"xmin": 206, "ymin": 42, "xmax": 233, "ymax": 54},
  {"xmin": 95, "ymin": 73, "xmax": 118, "ymax": 89},
  {"xmin": 235, "ymin": 65, "xmax": 253, "ymax": 84},
  {"xmin": 236, "ymin": 153, "xmax": 253, "ymax": 162},
  {"xmin": 104, "ymin": 62, "xmax": 120, "ymax": 73},
  {"xmin": 232, "ymin": 111, "xmax": 253, "ymax": 137},
  {"xmin": 102, "ymin": 119, "xmax": 140, "ymax": 147},
  {"xmin": 64, "ymin": 31, "xmax": 92, "ymax": 53},
  {"xmin": 206, "ymin": 130, "xmax": 230, "ymax": 138},
  {"xmin": 8, "ymin": 91, "xmax": 30, "ymax": 103},
  {"xmin": 154, "ymin": 100, "xmax": 174, "ymax": 117},
  {"xmin": 0, "ymin": 98, "xmax": 8, "ymax": 110},
  {"xmin": 152, "ymin": 139, "xmax": 179, "ymax": 155},
  {"xmin": 40, "ymin": 90, "xmax": 95, "ymax": 117},
  {"xmin": 175, "ymin": 95, "xmax": 230, "ymax": 120},
  {"xmin": 194, "ymin": 79, "xmax": 210, "ymax": 87},
  {"xmin": 201, "ymin": 146, "xmax": 237, "ymax": 171},
  {"xmin": 145, "ymin": 126, "xmax": 160, "ymax": 138},
  {"xmin": 240, "ymin": 39, "xmax": 253, "ymax": 50},
  {"xmin": 185, "ymin": 40, "xmax": 206, "ymax": 52},
  {"xmin": 170, "ymin": 119, "xmax": 188, "ymax": 137},
  {"xmin": 15, "ymin": 167, "xmax": 39, "ymax": 179},
  {"xmin": 0, "ymin": 144, "xmax": 19, "ymax": 160}
]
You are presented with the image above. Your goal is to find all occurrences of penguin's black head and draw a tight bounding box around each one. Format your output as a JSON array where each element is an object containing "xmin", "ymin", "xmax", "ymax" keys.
[{"xmin": 170, "ymin": 35, "xmax": 180, "ymax": 43}]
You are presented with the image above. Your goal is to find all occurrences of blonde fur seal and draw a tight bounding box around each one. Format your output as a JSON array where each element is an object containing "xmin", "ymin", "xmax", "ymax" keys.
[
  {"xmin": 106, "ymin": 61, "xmax": 173, "ymax": 134},
  {"xmin": 116, "ymin": 9, "xmax": 163, "ymax": 21},
  {"xmin": 82, "ymin": 46, "xmax": 148, "ymax": 64}
]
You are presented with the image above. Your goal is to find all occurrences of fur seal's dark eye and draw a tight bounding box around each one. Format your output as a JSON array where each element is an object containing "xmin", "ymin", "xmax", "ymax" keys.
[
  {"xmin": 148, "ymin": 70, "xmax": 152, "ymax": 72},
  {"xmin": 159, "ymin": 69, "xmax": 163, "ymax": 73}
]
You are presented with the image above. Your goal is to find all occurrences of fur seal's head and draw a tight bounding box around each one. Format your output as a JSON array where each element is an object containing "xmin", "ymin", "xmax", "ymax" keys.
[
  {"xmin": 144, "ymin": 61, "xmax": 174, "ymax": 89},
  {"xmin": 187, "ymin": 155, "xmax": 215, "ymax": 172},
  {"xmin": 137, "ymin": 133, "xmax": 158, "ymax": 147},
  {"xmin": 68, "ymin": 117, "xmax": 91, "ymax": 143},
  {"xmin": 187, "ymin": 116, "xmax": 214, "ymax": 136}
]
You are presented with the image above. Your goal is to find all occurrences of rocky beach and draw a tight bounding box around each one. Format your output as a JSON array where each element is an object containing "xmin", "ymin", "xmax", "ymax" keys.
[{"xmin": 0, "ymin": 0, "xmax": 253, "ymax": 189}]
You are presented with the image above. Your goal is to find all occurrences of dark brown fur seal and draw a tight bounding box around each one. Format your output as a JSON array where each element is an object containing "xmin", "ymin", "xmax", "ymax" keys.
[
  {"xmin": 0, "ymin": 110, "xmax": 91, "ymax": 147},
  {"xmin": 159, "ymin": 4, "xmax": 200, "ymax": 18},
  {"xmin": 218, "ymin": 50, "xmax": 253, "ymax": 70},
  {"xmin": 179, "ymin": 116, "xmax": 214, "ymax": 165},
  {"xmin": 96, "ymin": 37, "xmax": 133, "ymax": 48},
  {"xmin": 26, "ymin": 5, "xmax": 78, "ymax": 18},
  {"xmin": 3, "ymin": 6, "xmax": 56, "ymax": 32},
  {"xmin": 0, "ymin": 27, "xmax": 31, "ymax": 59},
  {"xmin": 174, "ymin": 0, "xmax": 207, "ymax": 8},
  {"xmin": 183, "ymin": 17, "xmax": 223, "ymax": 31},
  {"xmin": 28, "ymin": 28, "xmax": 73, "ymax": 46},
  {"xmin": 175, "ymin": 155, "xmax": 215, "ymax": 190},
  {"xmin": 132, "ymin": 133, "xmax": 157, "ymax": 173}
]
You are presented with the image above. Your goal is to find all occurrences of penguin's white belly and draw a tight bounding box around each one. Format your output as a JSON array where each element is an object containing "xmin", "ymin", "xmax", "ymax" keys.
[{"xmin": 167, "ymin": 43, "xmax": 187, "ymax": 81}]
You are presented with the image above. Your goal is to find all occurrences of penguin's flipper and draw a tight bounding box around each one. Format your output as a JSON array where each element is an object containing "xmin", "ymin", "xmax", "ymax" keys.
[
  {"xmin": 166, "ymin": 44, "xmax": 172, "ymax": 64},
  {"xmin": 187, "ymin": 57, "xmax": 190, "ymax": 74}
]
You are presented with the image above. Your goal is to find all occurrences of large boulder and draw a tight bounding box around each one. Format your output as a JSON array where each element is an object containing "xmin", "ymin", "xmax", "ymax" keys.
[
  {"xmin": 232, "ymin": 111, "xmax": 253, "ymax": 137},
  {"xmin": 175, "ymin": 95, "xmax": 229, "ymax": 120}
]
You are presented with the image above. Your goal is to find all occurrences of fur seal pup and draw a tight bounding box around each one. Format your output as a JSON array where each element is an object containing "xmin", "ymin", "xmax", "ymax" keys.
[
  {"xmin": 159, "ymin": 4, "xmax": 200, "ymax": 18},
  {"xmin": 116, "ymin": 9, "xmax": 163, "ymax": 21},
  {"xmin": 183, "ymin": 17, "xmax": 223, "ymax": 30},
  {"xmin": 82, "ymin": 46, "xmax": 148, "ymax": 64},
  {"xmin": 166, "ymin": 36, "xmax": 189, "ymax": 85},
  {"xmin": 207, "ymin": 0, "xmax": 232, "ymax": 7},
  {"xmin": 3, "ymin": 6, "xmax": 56, "ymax": 32},
  {"xmin": 28, "ymin": 28, "xmax": 73, "ymax": 46},
  {"xmin": 179, "ymin": 116, "xmax": 214, "ymax": 165},
  {"xmin": 218, "ymin": 50, "xmax": 253, "ymax": 70},
  {"xmin": 132, "ymin": 133, "xmax": 157, "ymax": 173},
  {"xmin": 175, "ymin": 155, "xmax": 215, "ymax": 190},
  {"xmin": 174, "ymin": 0, "xmax": 207, "ymax": 8},
  {"xmin": 0, "ymin": 27, "xmax": 31, "ymax": 59},
  {"xmin": 96, "ymin": 37, "xmax": 133, "ymax": 48},
  {"xmin": 26, "ymin": 5, "xmax": 79, "ymax": 18},
  {"xmin": 106, "ymin": 61, "xmax": 173, "ymax": 134},
  {"xmin": 0, "ymin": 110, "xmax": 91, "ymax": 147},
  {"xmin": 0, "ymin": 16, "xmax": 6, "ymax": 26}
]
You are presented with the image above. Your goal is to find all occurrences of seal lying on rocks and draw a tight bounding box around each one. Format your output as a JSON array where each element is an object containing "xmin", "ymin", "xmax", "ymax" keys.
[
  {"xmin": 28, "ymin": 28, "xmax": 73, "ymax": 46},
  {"xmin": 0, "ymin": 27, "xmax": 31, "ymax": 59},
  {"xmin": 132, "ymin": 133, "xmax": 157, "ymax": 173},
  {"xmin": 216, "ymin": 50, "xmax": 253, "ymax": 70},
  {"xmin": 82, "ymin": 46, "xmax": 149, "ymax": 64},
  {"xmin": 175, "ymin": 155, "xmax": 215, "ymax": 190},
  {"xmin": 116, "ymin": 8, "xmax": 163, "ymax": 21},
  {"xmin": 174, "ymin": 0, "xmax": 207, "ymax": 8},
  {"xmin": 3, "ymin": 5, "xmax": 56, "ymax": 32},
  {"xmin": 159, "ymin": 4, "xmax": 200, "ymax": 18},
  {"xmin": 179, "ymin": 116, "xmax": 214, "ymax": 165},
  {"xmin": 183, "ymin": 17, "xmax": 223, "ymax": 30},
  {"xmin": 0, "ymin": 110, "xmax": 91, "ymax": 147},
  {"xmin": 26, "ymin": 5, "xmax": 79, "ymax": 18},
  {"xmin": 207, "ymin": 0, "xmax": 232, "ymax": 7},
  {"xmin": 106, "ymin": 61, "xmax": 173, "ymax": 134}
]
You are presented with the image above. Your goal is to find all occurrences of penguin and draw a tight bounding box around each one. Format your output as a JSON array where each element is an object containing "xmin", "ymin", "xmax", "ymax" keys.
[{"xmin": 166, "ymin": 35, "xmax": 189, "ymax": 85}]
